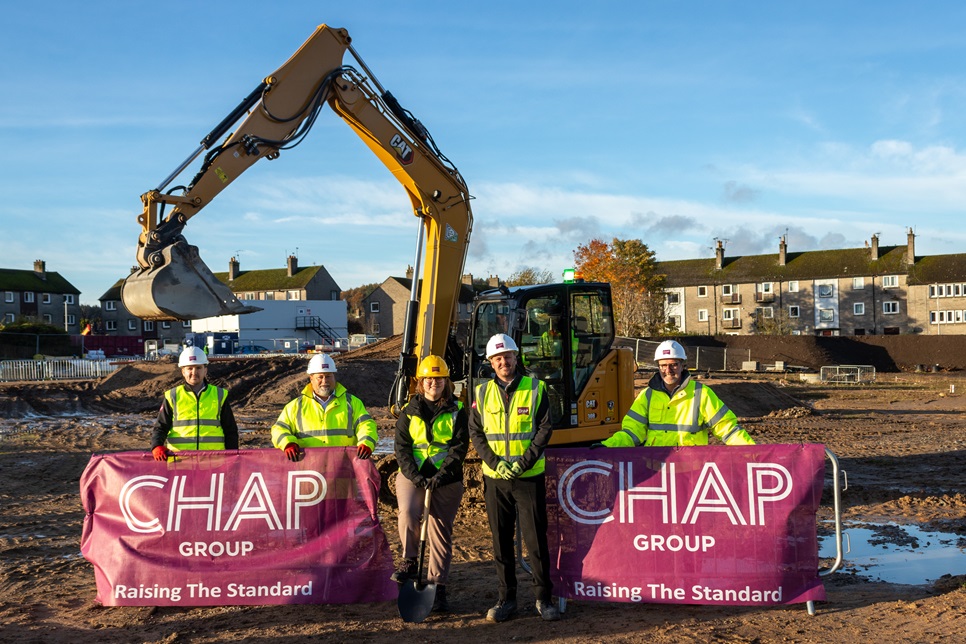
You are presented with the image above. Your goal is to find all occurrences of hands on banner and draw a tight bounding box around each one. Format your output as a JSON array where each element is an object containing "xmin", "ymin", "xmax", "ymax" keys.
[
  {"xmin": 356, "ymin": 444, "xmax": 373, "ymax": 460},
  {"xmin": 284, "ymin": 442, "xmax": 304, "ymax": 462},
  {"xmin": 152, "ymin": 446, "xmax": 169, "ymax": 461}
]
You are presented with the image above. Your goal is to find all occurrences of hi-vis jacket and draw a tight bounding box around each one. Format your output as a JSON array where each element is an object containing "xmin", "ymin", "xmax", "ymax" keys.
[
  {"xmin": 469, "ymin": 375, "xmax": 553, "ymax": 479},
  {"xmin": 603, "ymin": 371, "xmax": 755, "ymax": 447},
  {"xmin": 395, "ymin": 394, "xmax": 469, "ymax": 487},
  {"xmin": 271, "ymin": 382, "xmax": 378, "ymax": 451},
  {"xmin": 157, "ymin": 384, "xmax": 235, "ymax": 452}
]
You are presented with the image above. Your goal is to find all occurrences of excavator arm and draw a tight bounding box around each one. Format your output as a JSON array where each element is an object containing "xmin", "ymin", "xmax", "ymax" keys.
[{"xmin": 121, "ymin": 25, "xmax": 473, "ymax": 408}]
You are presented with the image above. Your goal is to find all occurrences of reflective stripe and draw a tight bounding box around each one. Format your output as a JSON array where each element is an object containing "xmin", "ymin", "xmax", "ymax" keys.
[
  {"xmin": 293, "ymin": 396, "xmax": 352, "ymax": 439},
  {"xmin": 691, "ymin": 382, "xmax": 703, "ymax": 429},
  {"xmin": 648, "ymin": 423, "xmax": 704, "ymax": 434},
  {"xmin": 172, "ymin": 418, "xmax": 222, "ymax": 427},
  {"xmin": 616, "ymin": 427, "xmax": 642, "ymax": 446},
  {"xmin": 707, "ymin": 404, "xmax": 731, "ymax": 428},
  {"xmin": 167, "ymin": 436, "xmax": 224, "ymax": 445},
  {"xmin": 626, "ymin": 408, "xmax": 648, "ymax": 425}
]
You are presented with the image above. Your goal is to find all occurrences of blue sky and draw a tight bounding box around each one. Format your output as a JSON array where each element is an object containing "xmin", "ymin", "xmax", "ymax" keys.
[{"xmin": 5, "ymin": 2, "xmax": 966, "ymax": 305}]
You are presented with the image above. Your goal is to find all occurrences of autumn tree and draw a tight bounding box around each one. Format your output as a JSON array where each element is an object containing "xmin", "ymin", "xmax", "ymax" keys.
[
  {"xmin": 573, "ymin": 238, "xmax": 667, "ymax": 337},
  {"xmin": 505, "ymin": 266, "xmax": 555, "ymax": 287},
  {"xmin": 341, "ymin": 283, "xmax": 379, "ymax": 334}
]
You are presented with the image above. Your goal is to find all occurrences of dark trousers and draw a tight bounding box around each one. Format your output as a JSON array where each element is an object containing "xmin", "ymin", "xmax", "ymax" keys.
[{"xmin": 483, "ymin": 474, "xmax": 553, "ymax": 603}]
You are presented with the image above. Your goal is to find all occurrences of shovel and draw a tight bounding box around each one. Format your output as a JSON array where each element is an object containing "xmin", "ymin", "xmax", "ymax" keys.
[{"xmin": 397, "ymin": 487, "xmax": 437, "ymax": 622}]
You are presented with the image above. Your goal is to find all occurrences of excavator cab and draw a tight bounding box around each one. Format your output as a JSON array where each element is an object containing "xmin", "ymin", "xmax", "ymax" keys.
[{"xmin": 467, "ymin": 281, "xmax": 636, "ymax": 445}]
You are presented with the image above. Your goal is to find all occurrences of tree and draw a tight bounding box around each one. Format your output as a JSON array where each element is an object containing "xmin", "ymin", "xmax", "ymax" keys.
[
  {"xmin": 505, "ymin": 266, "xmax": 555, "ymax": 287},
  {"xmin": 751, "ymin": 307, "xmax": 794, "ymax": 335},
  {"xmin": 341, "ymin": 283, "xmax": 379, "ymax": 335},
  {"xmin": 573, "ymin": 238, "xmax": 667, "ymax": 337}
]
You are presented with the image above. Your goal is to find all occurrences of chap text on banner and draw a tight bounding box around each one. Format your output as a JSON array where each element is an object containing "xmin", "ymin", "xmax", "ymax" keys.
[
  {"xmin": 80, "ymin": 448, "xmax": 397, "ymax": 606},
  {"xmin": 546, "ymin": 444, "xmax": 827, "ymax": 606}
]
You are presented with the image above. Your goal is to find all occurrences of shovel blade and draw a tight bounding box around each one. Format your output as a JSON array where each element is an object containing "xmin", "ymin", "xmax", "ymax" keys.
[{"xmin": 397, "ymin": 580, "xmax": 437, "ymax": 623}]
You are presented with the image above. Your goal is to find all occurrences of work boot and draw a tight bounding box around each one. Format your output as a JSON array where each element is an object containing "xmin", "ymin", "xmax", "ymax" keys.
[
  {"xmin": 535, "ymin": 598, "xmax": 561, "ymax": 621},
  {"xmin": 432, "ymin": 584, "xmax": 449, "ymax": 613},
  {"xmin": 390, "ymin": 558, "xmax": 417, "ymax": 583},
  {"xmin": 486, "ymin": 598, "xmax": 517, "ymax": 623}
]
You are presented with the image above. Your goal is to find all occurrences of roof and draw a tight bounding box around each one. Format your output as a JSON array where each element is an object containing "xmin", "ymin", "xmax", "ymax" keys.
[
  {"xmin": 0, "ymin": 268, "xmax": 80, "ymax": 295},
  {"xmin": 212, "ymin": 265, "xmax": 328, "ymax": 291},
  {"xmin": 373, "ymin": 277, "xmax": 477, "ymax": 304},
  {"xmin": 657, "ymin": 245, "xmax": 966, "ymax": 287}
]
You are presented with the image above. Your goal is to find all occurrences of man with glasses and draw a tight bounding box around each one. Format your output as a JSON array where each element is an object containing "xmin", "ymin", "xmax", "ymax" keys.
[{"xmin": 597, "ymin": 340, "xmax": 755, "ymax": 448}]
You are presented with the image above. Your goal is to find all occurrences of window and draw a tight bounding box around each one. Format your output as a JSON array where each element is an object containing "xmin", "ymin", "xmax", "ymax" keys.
[
  {"xmin": 265, "ymin": 292, "xmax": 276, "ymax": 300},
  {"xmin": 182, "ymin": 320, "xmax": 191, "ymax": 328},
  {"xmin": 42, "ymin": 293, "xmax": 51, "ymax": 304},
  {"xmin": 788, "ymin": 306, "xmax": 800, "ymax": 318},
  {"xmin": 330, "ymin": 290, "xmax": 340, "ymax": 300},
  {"xmin": 818, "ymin": 284, "xmax": 833, "ymax": 298},
  {"xmin": 43, "ymin": 314, "xmax": 52, "ymax": 324},
  {"xmin": 4, "ymin": 292, "xmax": 12, "ymax": 303},
  {"xmin": 697, "ymin": 309, "xmax": 709, "ymax": 322},
  {"xmin": 669, "ymin": 316, "xmax": 681, "ymax": 328},
  {"xmin": 852, "ymin": 277, "xmax": 865, "ymax": 290},
  {"xmin": 819, "ymin": 308, "xmax": 834, "ymax": 322},
  {"xmin": 128, "ymin": 320, "xmax": 137, "ymax": 331},
  {"xmin": 756, "ymin": 307, "xmax": 774, "ymax": 318},
  {"xmin": 4, "ymin": 313, "xmax": 14, "ymax": 323},
  {"xmin": 105, "ymin": 300, "xmax": 117, "ymax": 311},
  {"xmin": 788, "ymin": 281, "xmax": 799, "ymax": 293},
  {"xmin": 143, "ymin": 321, "xmax": 154, "ymax": 331},
  {"xmin": 667, "ymin": 293, "xmax": 680, "ymax": 304},
  {"xmin": 370, "ymin": 302, "xmax": 380, "ymax": 313},
  {"xmin": 24, "ymin": 292, "xmax": 34, "ymax": 303},
  {"xmin": 760, "ymin": 282, "xmax": 773, "ymax": 294},
  {"xmin": 372, "ymin": 322, "xmax": 380, "ymax": 334},
  {"xmin": 161, "ymin": 321, "xmax": 171, "ymax": 329},
  {"xmin": 105, "ymin": 320, "xmax": 117, "ymax": 331},
  {"xmin": 697, "ymin": 286, "xmax": 708, "ymax": 297},
  {"xmin": 854, "ymin": 302, "xmax": 865, "ymax": 315},
  {"xmin": 882, "ymin": 275, "xmax": 899, "ymax": 288},
  {"xmin": 883, "ymin": 301, "xmax": 899, "ymax": 314},
  {"xmin": 64, "ymin": 294, "xmax": 74, "ymax": 304},
  {"xmin": 723, "ymin": 308, "xmax": 739, "ymax": 320},
  {"xmin": 66, "ymin": 315, "xmax": 76, "ymax": 325},
  {"xmin": 721, "ymin": 284, "xmax": 733, "ymax": 296},
  {"xmin": 287, "ymin": 290, "xmax": 301, "ymax": 300}
]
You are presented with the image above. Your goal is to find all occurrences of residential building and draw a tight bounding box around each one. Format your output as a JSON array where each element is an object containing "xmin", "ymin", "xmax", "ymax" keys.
[
  {"xmin": 218, "ymin": 255, "xmax": 341, "ymax": 303},
  {"xmin": 658, "ymin": 229, "xmax": 966, "ymax": 336},
  {"xmin": 363, "ymin": 269, "xmax": 496, "ymax": 337},
  {"xmin": 0, "ymin": 260, "xmax": 81, "ymax": 331}
]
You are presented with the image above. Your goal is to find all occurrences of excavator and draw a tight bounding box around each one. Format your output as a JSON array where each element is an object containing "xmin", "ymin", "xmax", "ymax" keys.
[{"xmin": 121, "ymin": 24, "xmax": 634, "ymax": 446}]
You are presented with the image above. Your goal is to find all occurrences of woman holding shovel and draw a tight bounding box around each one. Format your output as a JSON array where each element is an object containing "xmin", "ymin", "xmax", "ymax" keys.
[{"xmin": 392, "ymin": 354, "xmax": 469, "ymax": 614}]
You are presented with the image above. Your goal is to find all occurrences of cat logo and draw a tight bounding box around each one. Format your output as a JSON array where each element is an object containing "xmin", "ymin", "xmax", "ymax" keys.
[{"xmin": 389, "ymin": 133, "xmax": 414, "ymax": 165}]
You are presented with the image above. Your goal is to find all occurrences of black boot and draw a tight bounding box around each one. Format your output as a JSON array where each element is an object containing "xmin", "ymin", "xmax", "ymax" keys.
[
  {"xmin": 432, "ymin": 584, "xmax": 449, "ymax": 613},
  {"xmin": 390, "ymin": 557, "xmax": 417, "ymax": 583}
]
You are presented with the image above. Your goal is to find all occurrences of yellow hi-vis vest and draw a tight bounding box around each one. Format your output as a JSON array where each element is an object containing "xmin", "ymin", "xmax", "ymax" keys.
[
  {"xmin": 163, "ymin": 384, "xmax": 229, "ymax": 451},
  {"xmin": 271, "ymin": 382, "xmax": 378, "ymax": 450},
  {"xmin": 475, "ymin": 377, "xmax": 545, "ymax": 478},
  {"xmin": 604, "ymin": 377, "xmax": 755, "ymax": 447},
  {"xmin": 408, "ymin": 402, "xmax": 463, "ymax": 469}
]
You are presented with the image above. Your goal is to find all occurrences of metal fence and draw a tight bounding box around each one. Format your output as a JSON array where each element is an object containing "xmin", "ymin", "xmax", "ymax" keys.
[
  {"xmin": 819, "ymin": 365, "xmax": 876, "ymax": 384},
  {"xmin": 614, "ymin": 338, "xmax": 753, "ymax": 372},
  {"xmin": 0, "ymin": 358, "xmax": 121, "ymax": 382}
]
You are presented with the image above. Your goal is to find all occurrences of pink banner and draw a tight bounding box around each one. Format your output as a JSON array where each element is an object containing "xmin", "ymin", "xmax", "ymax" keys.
[
  {"xmin": 80, "ymin": 448, "xmax": 397, "ymax": 606},
  {"xmin": 546, "ymin": 444, "xmax": 827, "ymax": 606}
]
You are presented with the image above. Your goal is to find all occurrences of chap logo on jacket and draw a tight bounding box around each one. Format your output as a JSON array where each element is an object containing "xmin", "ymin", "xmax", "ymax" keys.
[{"xmin": 516, "ymin": 406, "xmax": 530, "ymax": 415}]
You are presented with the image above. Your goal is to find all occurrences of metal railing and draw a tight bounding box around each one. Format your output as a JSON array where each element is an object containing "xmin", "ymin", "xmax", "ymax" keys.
[
  {"xmin": 0, "ymin": 358, "xmax": 121, "ymax": 382},
  {"xmin": 820, "ymin": 365, "xmax": 876, "ymax": 384}
]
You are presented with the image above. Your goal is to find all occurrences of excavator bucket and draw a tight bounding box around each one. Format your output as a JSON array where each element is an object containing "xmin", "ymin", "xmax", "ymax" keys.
[{"xmin": 121, "ymin": 239, "xmax": 262, "ymax": 320}]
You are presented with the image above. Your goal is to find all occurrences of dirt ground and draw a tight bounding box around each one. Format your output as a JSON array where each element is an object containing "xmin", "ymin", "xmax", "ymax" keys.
[{"xmin": 2, "ymin": 337, "xmax": 965, "ymax": 643}]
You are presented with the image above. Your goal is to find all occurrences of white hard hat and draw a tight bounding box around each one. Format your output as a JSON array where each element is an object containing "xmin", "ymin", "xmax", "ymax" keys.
[
  {"xmin": 179, "ymin": 346, "xmax": 209, "ymax": 367},
  {"xmin": 486, "ymin": 333, "xmax": 519, "ymax": 359},
  {"xmin": 654, "ymin": 340, "xmax": 687, "ymax": 362},
  {"xmin": 307, "ymin": 353, "xmax": 337, "ymax": 374}
]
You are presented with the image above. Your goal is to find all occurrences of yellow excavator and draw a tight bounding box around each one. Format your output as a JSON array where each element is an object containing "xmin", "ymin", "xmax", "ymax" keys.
[{"xmin": 121, "ymin": 24, "xmax": 634, "ymax": 445}]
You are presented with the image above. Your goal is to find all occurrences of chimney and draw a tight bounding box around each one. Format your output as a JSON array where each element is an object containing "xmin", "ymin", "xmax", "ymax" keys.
[
  {"xmin": 906, "ymin": 227, "xmax": 916, "ymax": 266},
  {"xmin": 488, "ymin": 275, "xmax": 500, "ymax": 288},
  {"xmin": 405, "ymin": 265, "xmax": 414, "ymax": 280},
  {"xmin": 714, "ymin": 240, "xmax": 724, "ymax": 270},
  {"xmin": 869, "ymin": 234, "xmax": 879, "ymax": 261},
  {"xmin": 228, "ymin": 257, "xmax": 240, "ymax": 281},
  {"xmin": 462, "ymin": 273, "xmax": 474, "ymax": 285},
  {"xmin": 33, "ymin": 260, "xmax": 46, "ymax": 280},
  {"xmin": 778, "ymin": 235, "xmax": 787, "ymax": 267},
  {"xmin": 287, "ymin": 254, "xmax": 298, "ymax": 277}
]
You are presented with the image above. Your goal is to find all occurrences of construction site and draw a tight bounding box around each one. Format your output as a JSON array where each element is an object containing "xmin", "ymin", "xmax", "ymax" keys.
[{"xmin": 1, "ymin": 334, "xmax": 965, "ymax": 642}]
